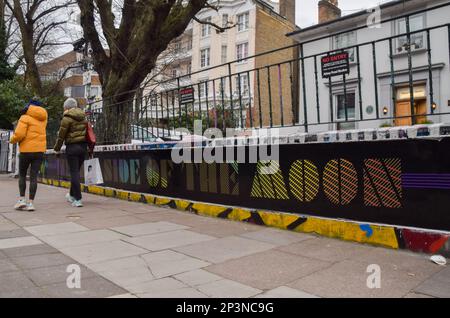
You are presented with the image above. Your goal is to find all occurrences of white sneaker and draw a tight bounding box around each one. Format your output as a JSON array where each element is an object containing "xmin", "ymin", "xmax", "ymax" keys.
[
  {"xmin": 14, "ymin": 199, "xmax": 27, "ymax": 210},
  {"xmin": 66, "ymin": 193, "xmax": 75, "ymax": 203},
  {"xmin": 25, "ymin": 202, "xmax": 35, "ymax": 212},
  {"xmin": 72, "ymin": 200, "xmax": 83, "ymax": 207}
]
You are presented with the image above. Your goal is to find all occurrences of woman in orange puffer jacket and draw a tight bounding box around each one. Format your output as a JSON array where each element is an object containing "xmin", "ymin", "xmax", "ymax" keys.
[{"xmin": 9, "ymin": 99, "xmax": 48, "ymax": 211}]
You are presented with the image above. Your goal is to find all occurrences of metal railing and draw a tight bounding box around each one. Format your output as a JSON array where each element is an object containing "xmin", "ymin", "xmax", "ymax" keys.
[
  {"xmin": 0, "ymin": 131, "xmax": 12, "ymax": 173},
  {"xmin": 75, "ymin": 1, "xmax": 450, "ymax": 145}
]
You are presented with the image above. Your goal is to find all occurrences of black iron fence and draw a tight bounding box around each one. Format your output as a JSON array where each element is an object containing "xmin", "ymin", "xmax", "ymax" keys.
[{"xmin": 76, "ymin": 1, "xmax": 450, "ymax": 145}]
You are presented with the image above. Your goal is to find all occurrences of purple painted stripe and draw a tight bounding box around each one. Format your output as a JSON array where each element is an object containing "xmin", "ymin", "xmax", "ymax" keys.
[
  {"xmin": 403, "ymin": 175, "xmax": 450, "ymax": 178},
  {"xmin": 402, "ymin": 180, "xmax": 450, "ymax": 184},
  {"xmin": 403, "ymin": 179, "xmax": 450, "ymax": 183},
  {"xmin": 402, "ymin": 181, "xmax": 450, "ymax": 186},
  {"xmin": 403, "ymin": 185, "xmax": 450, "ymax": 190},
  {"xmin": 403, "ymin": 173, "xmax": 450, "ymax": 177}
]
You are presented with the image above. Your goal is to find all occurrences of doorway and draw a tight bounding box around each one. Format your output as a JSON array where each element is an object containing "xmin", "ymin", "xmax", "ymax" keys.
[{"xmin": 394, "ymin": 85, "xmax": 427, "ymax": 126}]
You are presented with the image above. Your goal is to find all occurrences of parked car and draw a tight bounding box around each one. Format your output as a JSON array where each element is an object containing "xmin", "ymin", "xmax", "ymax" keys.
[{"xmin": 131, "ymin": 125, "xmax": 207, "ymax": 145}]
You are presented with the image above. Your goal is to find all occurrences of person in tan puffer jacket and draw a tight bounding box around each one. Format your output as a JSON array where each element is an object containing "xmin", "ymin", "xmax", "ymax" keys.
[
  {"xmin": 9, "ymin": 99, "xmax": 48, "ymax": 211},
  {"xmin": 54, "ymin": 98, "xmax": 87, "ymax": 207}
]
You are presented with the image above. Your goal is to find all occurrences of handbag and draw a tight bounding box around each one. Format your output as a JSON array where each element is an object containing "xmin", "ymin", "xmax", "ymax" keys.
[
  {"xmin": 84, "ymin": 158, "xmax": 103, "ymax": 185},
  {"xmin": 86, "ymin": 121, "xmax": 96, "ymax": 154}
]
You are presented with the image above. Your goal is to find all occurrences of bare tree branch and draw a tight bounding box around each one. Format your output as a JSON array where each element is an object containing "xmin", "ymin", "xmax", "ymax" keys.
[{"xmin": 193, "ymin": 16, "xmax": 236, "ymax": 33}]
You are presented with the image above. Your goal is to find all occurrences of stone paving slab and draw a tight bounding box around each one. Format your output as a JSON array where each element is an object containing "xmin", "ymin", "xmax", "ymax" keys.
[
  {"xmin": 11, "ymin": 253, "xmax": 75, "ymax": 270},
  {"xmin": 75, "ymin": 215, "xmax": 147, "ymax": 230},
  {"xmin": 278, "ymin": 237, "xmax": 375, "ymax": 263},
  {"xmin": 187, "ymin": 223, "xmax": 262, "ymax": 238},
  {"xmin": 25, "ymin": 222, "xmax": 89, "ymax": 237},
  {"xmin": 141, "ymin": 250, "xmax": 210, "ymax": 278},
  {"xmin": 287, "ymin": 259, "xmax": 433, "ymax": 298},
  {"xmin": 0, "ymin": 222, "xmax": 19, "ymax": 232},
  {"xmin": 0, "ymin": 228, "xmax": 31, "ymax": 239},
  {"xmin": 112, "ymin": 221, "xmax": 189, "ymax": 237},
  {"xmin": 174, "ymin": 236, "xmax": 276, "ymax": 264},
  {"xmin": 124, "ymin": 230, "xmax": 216, "ymax": 251},
  {"xmin": 413, "ymin": 266, "xmax": 450, "ymax": 298},
  {"xmin": 174, "ymin": 269, "xmax": 224, "ymax": 287},
  {"xmin": 108, "ymin": 293, "xmax": 138, "ymax": 298},
  {"xmin": 1, "ymin": 243, "xmax": 59, "ymax": 258},
  {"xmin": 59, "ymin": 209, "xmax": 131, "ymax": 221},
  {"xmin": 139, "ymin": 287, "xmax": 208, "ymax": 298},
  {"xmin": 196, "ymin": 279, "xmax": 262, "ymax": 298},
  {"xmin": 0, "ymin": 236, "xmax": 43, "ymax": 249},
  {"xmin": 42, "ymin": 276, "xmax": 127, "ymax": 298},
  {"xmin": 0, "ymin": 271, "xmax": 41, "ymax": 297},
  {"xmin": 166, "ymin": 214, "xmax": 262, "ymax": 238},
  {"xmin": 87, "ymin": 256, "xmax": 155, "ymax": 288},
  {"xmin": 127, "ymin": 277, "xmax": 188, "ymax": 295},
  {"xmin": 39, "ymin": 229, "xmax": 127, "ymax": 249},
  {"xmin": 403, "ymin": 292, "xmax": 435, "ymax": 298},
  {"xmin": 0, "ymin": 258, "xmax": 19, "ymax": 273},
  {"xmin": 350, "ymin": 247, "xmax": 444, "ymax": 280},
  {"xmin": 205, "ymin": 250, "xmax": 331, "ymax": 290},
  {"xmin": 24, "ymin": 263, "xmax": 97, "ymax": 287},
  {"xmin": 60, "ymin": 240, "xmax": 148, "ymax": 264},
  {"xmin": 239, "ymin": 228, "xmax": 314, "ymax": 246},
  {"xmin": 254, "ymin": 286, "xmax": 319, "ymax": 298},
  {"xmin": 2, "ymin": 212, "xmax": 67, "ymax": 227}
]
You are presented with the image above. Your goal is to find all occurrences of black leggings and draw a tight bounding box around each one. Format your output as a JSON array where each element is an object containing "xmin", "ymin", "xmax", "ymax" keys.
[
  {"xmin": 19, "ymin": 152, "xmax": 44, "ymax": 200},
  {"xmin": 66, "ymin": 143, "xmax": 87, "ymax": 201}
]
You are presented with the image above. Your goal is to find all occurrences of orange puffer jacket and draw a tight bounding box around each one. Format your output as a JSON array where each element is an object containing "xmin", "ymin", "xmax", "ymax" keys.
[{"xmin": 10, "ymin": 105, "xmax": 48, "ymax": 153}]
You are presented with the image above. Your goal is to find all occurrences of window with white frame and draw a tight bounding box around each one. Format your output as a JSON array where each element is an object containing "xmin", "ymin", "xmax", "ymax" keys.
[
  {"xmin": 236, "ymin": 42, "xmax": 248, "ymax": 62},
  {"xmin": 333, "ymin": 31, "xmax": 356, "ymax": 62},
  {"xmin": 336, "ymin": 92, "xmax": 356, "ymax": 130},
  {"xmin": 201, "ymin": 17, "xmax": 211, "ymax": 37},
  {"xmin": 174, "ymin": 41, "xmax": 181, "ymax": 52},
  {"xmin": 236, "ymin": 73, "xmax": 249, "ymax": 95},
  {"xmin": 200, "ymin": 48, "xmax": 210, "ymax": 68},
  {"xmin": 237, "ymin": 12, "xmax": 249, "ymax": 32},
  {"xmin": 199, "ymin": 80, "xmax": 208, "ymax": 98},
  {"xmin": 172, "ymin": 69, "xmax": 177, "ymax": 78},
  {"xmin": 396, "ymin": 14, "xmax": 425, "ymax": 52},
  {"xmin": 221, "ymin": 45, "xmax": 227, "ymax": 63},
  {"xmin": 64, "ymin": 87, "xmax": 71, "ymax": 97},
  {"xmin": 90, "ymin": 86, "xmax": 101, "ymax": 97},
  {"xmin": 222, "ymin": 14, "xmax": 229, "ymax": 28}
]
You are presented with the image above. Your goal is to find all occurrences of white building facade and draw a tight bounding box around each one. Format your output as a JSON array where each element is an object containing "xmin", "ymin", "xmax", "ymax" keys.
[{"xmin": 288, "ymin": 0, "xmax": 450, "ymax": 133}]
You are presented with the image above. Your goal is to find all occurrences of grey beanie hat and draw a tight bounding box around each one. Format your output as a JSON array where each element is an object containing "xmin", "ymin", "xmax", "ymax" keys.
[{"xmin": 63, "ymin": 98, "xmax": 78, "ymax": 110}]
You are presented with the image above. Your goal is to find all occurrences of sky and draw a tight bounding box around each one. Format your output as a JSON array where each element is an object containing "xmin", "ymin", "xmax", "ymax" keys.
[{"xmin": 295, "ymin": 0, "xmax": 395, "ymax": 27}]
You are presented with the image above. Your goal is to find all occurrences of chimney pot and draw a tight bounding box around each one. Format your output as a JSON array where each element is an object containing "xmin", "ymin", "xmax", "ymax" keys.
[
  {"xmin": 279, "ymin": 0, "xmax": 296, "ymax": 25},
  {"xmin": 318, "ymin": 0, "xmax": 341, "ymax": 24}
]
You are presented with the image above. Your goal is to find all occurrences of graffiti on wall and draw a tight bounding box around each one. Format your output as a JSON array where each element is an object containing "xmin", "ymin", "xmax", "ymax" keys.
[{"xmin": 41, "ymin": 139, "xmax": 450, "ymax": 233}]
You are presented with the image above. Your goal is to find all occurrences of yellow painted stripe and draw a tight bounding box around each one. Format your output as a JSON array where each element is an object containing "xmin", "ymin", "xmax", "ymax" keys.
[{"xmin": 40, "ymin": 178, "xmax": 399, "ymax": 250}]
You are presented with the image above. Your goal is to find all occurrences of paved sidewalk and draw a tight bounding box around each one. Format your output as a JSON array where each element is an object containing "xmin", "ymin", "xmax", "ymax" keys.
[{"xmin": 0, "ymin": 175, "xmax": 449, "ymax": 298}]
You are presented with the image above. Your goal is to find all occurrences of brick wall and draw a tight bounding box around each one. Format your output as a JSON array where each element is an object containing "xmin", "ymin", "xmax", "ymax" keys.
[
  {"xmin": 253, "ymin": 6, "xmax": 298, "ymax": 128},
  {"xmin": 318, "ymin": 0, "xmax": 341, "ymax": 24}
]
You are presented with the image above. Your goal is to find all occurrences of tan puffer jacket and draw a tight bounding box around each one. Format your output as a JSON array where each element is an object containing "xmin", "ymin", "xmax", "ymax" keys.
[{"xmin": 53, "ymin": 108, "xmax": 87, "ymax": 152}]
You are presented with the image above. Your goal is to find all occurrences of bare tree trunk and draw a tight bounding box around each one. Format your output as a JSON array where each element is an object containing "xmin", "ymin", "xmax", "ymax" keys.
[{"xmin": 76, "ymin": 0, "xmax": 235, "ymax": 144}]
